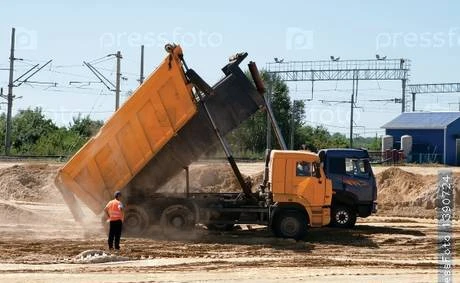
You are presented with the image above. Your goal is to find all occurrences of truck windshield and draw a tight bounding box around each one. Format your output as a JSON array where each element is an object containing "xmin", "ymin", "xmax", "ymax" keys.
[{"xmin": 345, "ymin": 158, "xmax": 369, "ymax": 178}]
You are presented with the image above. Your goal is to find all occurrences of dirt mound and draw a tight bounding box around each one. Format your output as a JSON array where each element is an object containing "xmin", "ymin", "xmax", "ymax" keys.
[
  {"xmin": 0, "ymin": 164, "xmax": 62, "ymax": 203},
  {"xmin": 158, "ymin": 164, "xmax": 264, "ymax": 194},
  {"xmin": 376, "ymin": 167, "xmax": 460, "ymax": 217}
]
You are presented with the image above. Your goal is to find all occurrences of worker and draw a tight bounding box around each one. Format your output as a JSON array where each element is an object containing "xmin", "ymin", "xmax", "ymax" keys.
[{"xmin": 104, "ymin": 191, "xmax": 124, "ymax": 250}]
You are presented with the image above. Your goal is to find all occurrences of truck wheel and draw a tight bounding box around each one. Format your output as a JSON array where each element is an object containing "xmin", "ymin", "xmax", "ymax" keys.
[
  {"xmin": 160, "ymin": 204, "xmax": 195, "ymax": 236},
  {"xmin": 124, "ymin": 205, "xmax": 150, "ymax": 236},
  {"xmin": 273, "ymin": 211, "xmax": 307, "ymax": 240},
  {"xmin": 331, "ymin": 205, "xmax": 357, "ymax": 228}
]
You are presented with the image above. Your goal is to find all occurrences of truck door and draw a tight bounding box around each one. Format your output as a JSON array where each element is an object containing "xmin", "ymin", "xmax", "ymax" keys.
[
  {"xmin": 342, "ymin": 158, "xmax": 374, "ymax": 202},
  {"xmin": 286, "ymin": 159, "xmax": 325, "ymax": 207},
  {"xmin": 327, "ymin": 157, "xmax": 373, "ymax": 202},
  {"xmin": 326, "ymin": 157, "xmax": 346, "ymax": 193}
]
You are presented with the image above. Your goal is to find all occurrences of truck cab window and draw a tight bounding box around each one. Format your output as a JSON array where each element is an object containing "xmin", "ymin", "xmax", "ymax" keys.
[
  {"xmin": 296, "ymin": 161, "xmax": 311, "ymax": 177},
  {"xmin": 328, "ymin": 157, "xmax": 345, "ymax": 174},
  {"xmin": 345, "ymin": 158, "xmax": 369, "ymax": 178}
]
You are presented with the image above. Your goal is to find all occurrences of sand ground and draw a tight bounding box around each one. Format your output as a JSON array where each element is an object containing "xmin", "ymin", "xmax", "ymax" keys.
[{"xmin": 0, "ymin": 161, "xmax": 458, "ymax": 282}]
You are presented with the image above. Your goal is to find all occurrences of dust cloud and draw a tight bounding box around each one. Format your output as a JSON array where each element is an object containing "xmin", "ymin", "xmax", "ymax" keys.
[{"xmin": 0, "ymin": 163, "xmax": 104, "ymax": 239}]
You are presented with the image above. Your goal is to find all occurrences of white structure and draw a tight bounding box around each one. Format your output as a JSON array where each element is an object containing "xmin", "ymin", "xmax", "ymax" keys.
[
  {"xmin": 401, "ymin": 135, "xmax": 413, "ymax": 161},
  {"xmin": 381, "ymin": 135, "xmax": 393, "ymax": 152}
]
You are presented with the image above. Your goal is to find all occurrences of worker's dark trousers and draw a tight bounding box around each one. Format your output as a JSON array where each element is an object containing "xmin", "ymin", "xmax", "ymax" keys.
[{"xmin": 108, "ymin": 220, "xmax": 123, "ymax": 250}]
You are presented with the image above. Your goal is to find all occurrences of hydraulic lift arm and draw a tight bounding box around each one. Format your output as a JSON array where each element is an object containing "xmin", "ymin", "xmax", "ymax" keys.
[
  {"xmin": 248, "ymin": 61, "xmax": 287, "ymax": 151},
  {"xmin": 185, "ymin": 54, "xmax": 254, "ymax": 199}
]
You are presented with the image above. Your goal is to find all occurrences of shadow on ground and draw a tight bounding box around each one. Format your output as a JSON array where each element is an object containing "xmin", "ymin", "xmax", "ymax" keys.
[{"xmin": 124, "ymin": 222, "xmax": 427, "ymax": 255}]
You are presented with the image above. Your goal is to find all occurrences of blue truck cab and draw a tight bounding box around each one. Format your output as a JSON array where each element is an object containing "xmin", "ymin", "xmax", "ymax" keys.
[{"xmin": 318, "ymin": 149, "xmax": 377, "ymax": 228}]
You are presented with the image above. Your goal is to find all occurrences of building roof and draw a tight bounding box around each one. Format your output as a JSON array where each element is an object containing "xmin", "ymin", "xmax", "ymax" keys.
[{"xmin": 382, "ymin": 112, "xmax": 460, "ymax": 130}]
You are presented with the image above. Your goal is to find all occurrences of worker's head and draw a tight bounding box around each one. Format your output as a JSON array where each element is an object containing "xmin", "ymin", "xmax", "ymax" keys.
[{"xmin": 114, "ymin": 191, "xmax": 122, "ymax": 199}]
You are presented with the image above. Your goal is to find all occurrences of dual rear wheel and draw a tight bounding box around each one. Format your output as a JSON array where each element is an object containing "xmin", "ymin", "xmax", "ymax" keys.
[
  {"xmin": 122, "ymin": 204, "xmax": 197, "ymax": 237},
  {"xmin": 123, "ymin": 205, "xmax": 150, "ymax": 236},
  {"xmin": 160, "ymin": 204, "xmax": 196, "ymax": 235}
]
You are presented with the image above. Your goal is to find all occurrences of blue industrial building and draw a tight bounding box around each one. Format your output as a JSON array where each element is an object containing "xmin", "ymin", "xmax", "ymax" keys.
[{"xmin": 382, "ymin": 112, "xmax": 460, "ymax": 165}]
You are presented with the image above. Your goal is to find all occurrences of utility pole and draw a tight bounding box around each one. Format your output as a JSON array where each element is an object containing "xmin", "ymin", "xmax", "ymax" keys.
[
  {"xmin": 5, "ymin": 28, "xmax": 15, "ymax": 156},
  {"xmin": 349, "ymin": 70, "xmax": 358, "ymax": 148},
  {"xmin": 115, "ymin": 51, "xmax": 122, "ymax": 111},
  {"xmin": 401, "ymin": 78, "xmax": 407, "ymax": 113},
  {"xmin": 350, "ymin": 82, "xmax": 354, "ymax": 148},
  {"xmin": 289, "ymin": 101, "xmax": 296, "ymax": 150},
  {"xmin": 84, "ymin": 52, "xmax": 122, "ymax": 111},
  {"xmin": 139, "ymin": 45, "xmax": 145, "ymax": 85}
]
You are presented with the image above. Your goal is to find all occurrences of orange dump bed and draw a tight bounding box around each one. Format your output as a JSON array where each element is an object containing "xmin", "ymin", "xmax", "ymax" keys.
[{"xmin": 54, "ymin": 46, "xmax": 196, "ymax": 217}]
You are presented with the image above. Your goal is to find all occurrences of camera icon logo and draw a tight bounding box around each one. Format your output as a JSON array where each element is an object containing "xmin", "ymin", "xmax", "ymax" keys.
[
  {"xmin": 15, "ymin": 27, "xmax": 38, "ymax": 50},
  {"xmin": 286, "ymin": 27, "xmax": 314, "ymax": 50}
]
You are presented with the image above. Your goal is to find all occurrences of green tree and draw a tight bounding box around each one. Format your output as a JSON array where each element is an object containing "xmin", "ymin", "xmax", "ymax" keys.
[
  {"xmin": 70, "ymin": 114, "xmax": 103, "ymax": 138},
  {"xmin": 296, "ymin": 126, "xmax": 348, "ymax": 152},
  {"xmin": 34, "ymin": 127, "xmax": 82, "ymax": 155},
  {"xmin": 227, "ymin": 72, "xmax": 304, "ymax": 155},
  {"xmin": 1, "ymin": 108, "xmax": 103, "ymax": 156},
  {"xmin": 11, "ymin": 108, "xmax": 57, "ymax": 154},
  {"xmin": 353, "ymin": 135, "xmax": 381, "ymax": 150}
]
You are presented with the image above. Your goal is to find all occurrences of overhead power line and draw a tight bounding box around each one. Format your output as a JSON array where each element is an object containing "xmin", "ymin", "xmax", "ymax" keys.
[{"xmin": 83, "ymin": 51, "xmax": 122, "ymax": 111}]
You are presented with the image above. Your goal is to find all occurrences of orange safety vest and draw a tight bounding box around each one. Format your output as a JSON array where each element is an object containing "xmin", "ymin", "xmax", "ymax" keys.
[{"xmin": 105, "ymin": 199, "xmax": 123, "ymax": 221}]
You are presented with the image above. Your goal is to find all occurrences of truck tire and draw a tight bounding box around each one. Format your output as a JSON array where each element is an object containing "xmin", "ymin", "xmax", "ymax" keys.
[
  {"xmin": 273, "ymin": 211, "xmax": 307, "ymax": 240},
  {"xmin": 330, "ymin": 205, "xmax": 357, "ymax": 228},
  {"xmin": 123, "ymin": 205, "xmax": 150, "ymax": 236},
  {"xmin": 160, "ymin": 204, "xmax": 195, "ymax": 237}
]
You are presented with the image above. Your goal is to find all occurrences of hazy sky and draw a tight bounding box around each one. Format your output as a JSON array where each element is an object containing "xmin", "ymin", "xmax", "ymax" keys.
[{"xmin": 0, "ymin": 0, "xmax": 458, "ymax": 136}]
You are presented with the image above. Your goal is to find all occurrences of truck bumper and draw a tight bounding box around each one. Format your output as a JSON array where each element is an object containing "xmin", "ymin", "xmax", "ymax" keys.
[{"xmin": 357, "ymin": 202, "xmax": 377, "ymax": 217}]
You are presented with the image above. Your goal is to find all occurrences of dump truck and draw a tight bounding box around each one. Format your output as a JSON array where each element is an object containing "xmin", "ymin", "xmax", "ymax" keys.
[
  {"xmin": 55, "ymin": 44, "xmax": 332, "ymax": 239},
  {"xmin": 319, "ymin": 149, "xmax": 377, "ymax": 228}
]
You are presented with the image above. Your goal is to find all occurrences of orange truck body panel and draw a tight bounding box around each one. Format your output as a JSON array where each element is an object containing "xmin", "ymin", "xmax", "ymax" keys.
[
  {"xmin": 54, "ymin": 46, "xmax": 196, "ymax": 215},
  {"xmin": 269, "ymin": 150, "xmax": 332, "ymax": 226}
]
